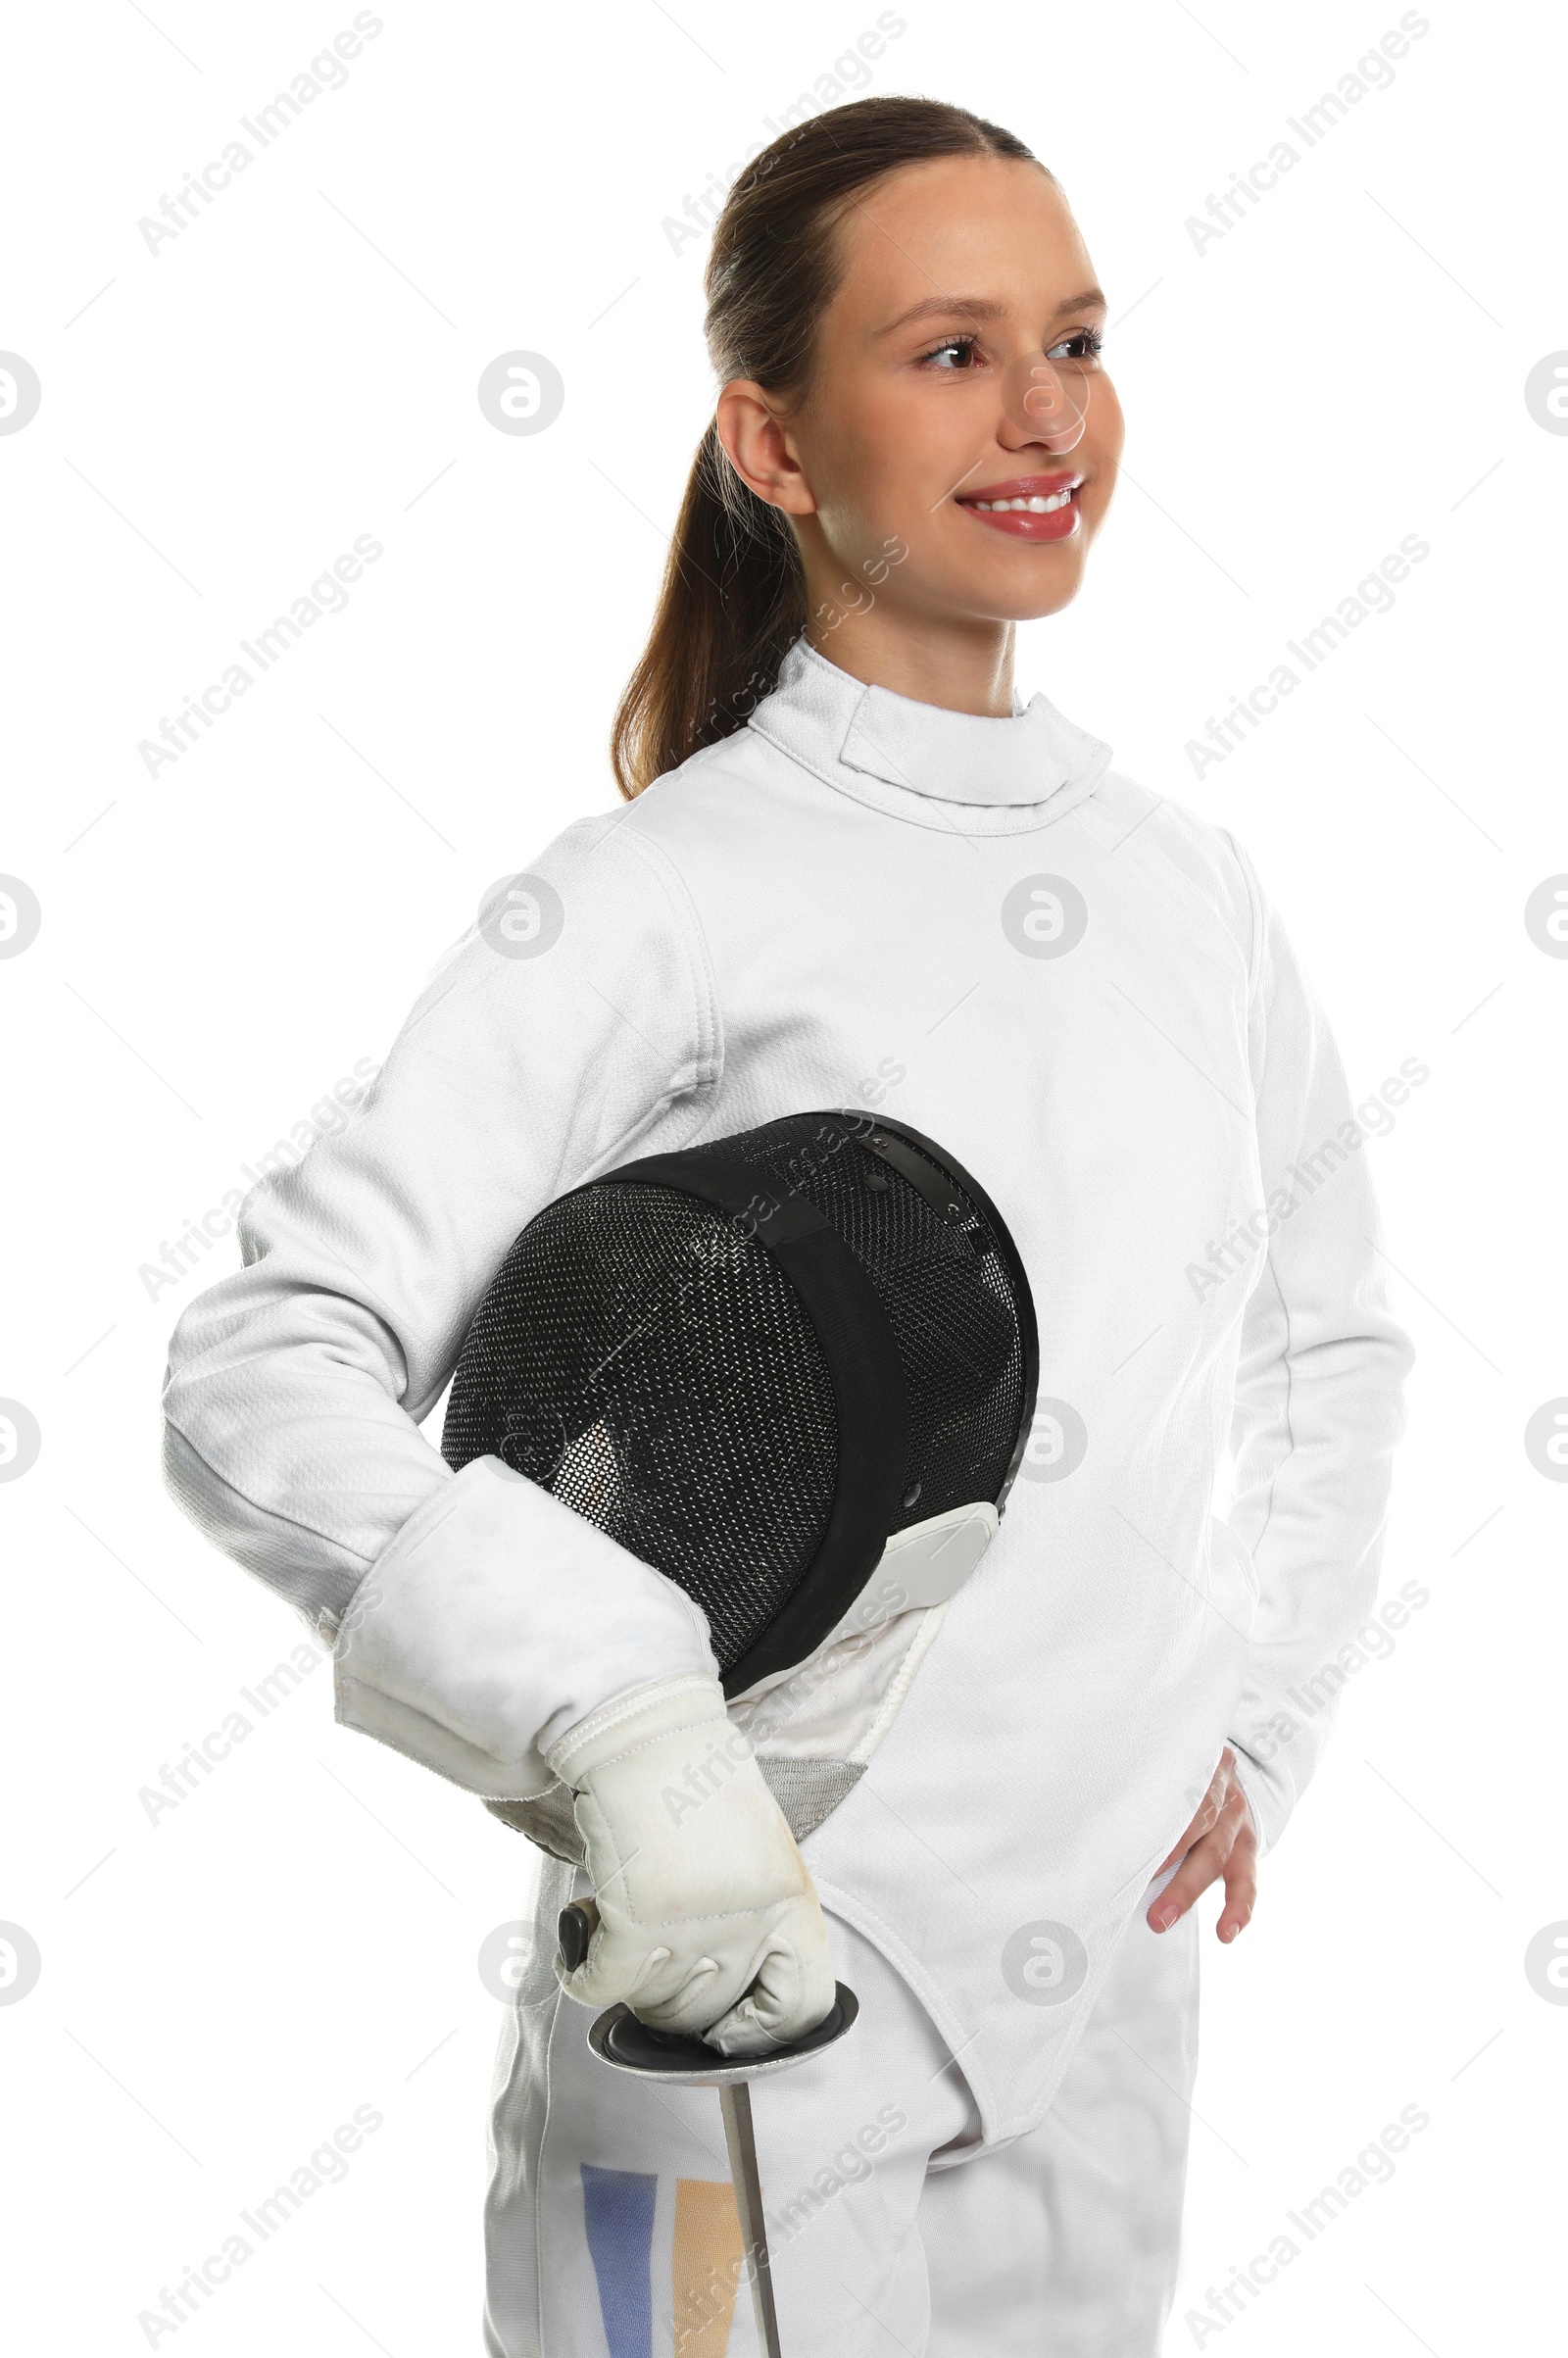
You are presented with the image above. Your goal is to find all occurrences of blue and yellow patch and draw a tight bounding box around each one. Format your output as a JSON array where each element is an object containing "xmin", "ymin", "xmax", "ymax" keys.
[{"xmin": 580, "ymin": 2164, "xmax": 746, "ymax": 2355}]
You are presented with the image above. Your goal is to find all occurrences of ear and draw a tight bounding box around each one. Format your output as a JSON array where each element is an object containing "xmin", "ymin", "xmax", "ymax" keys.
[{"xmin": 714, "ymin": 378, "xmax": 818, "ymax": 516}]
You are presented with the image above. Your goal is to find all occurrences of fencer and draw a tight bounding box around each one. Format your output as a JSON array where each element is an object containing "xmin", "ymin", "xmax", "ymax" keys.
[{"xmin": 160, "ymin": 93, "xmax": 1414, "ymax": 2358}]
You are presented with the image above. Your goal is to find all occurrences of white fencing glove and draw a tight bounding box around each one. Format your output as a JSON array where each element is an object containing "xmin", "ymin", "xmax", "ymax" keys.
[{"xmin": 545, "ymin": 1670, "xmax": 837, "ymax": 2057}]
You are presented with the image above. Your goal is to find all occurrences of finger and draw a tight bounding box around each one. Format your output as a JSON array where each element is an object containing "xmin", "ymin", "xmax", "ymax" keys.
[
  {"xmin": 1149, "ymin": 1791, "xmax": 1249, "ymax": 1931},
  {"xmin": 704, "ymin": 1997, "xmax": 786, "ymax": 2059},
  {"xmin": 1155, "ymin": 1770, "xmax": 1228, "ymax": 1873},
  {"xmin": 557, "ymin": 1934, "xmax": 679, "ymax": 2010},
  {"xmin": 1148, "ymin": 1837, "xmax": 1224, "ymax": 1931},
  {"xmin": 1216, "ymin": 1819, "xmax": 1259, "ymax": 1944}
]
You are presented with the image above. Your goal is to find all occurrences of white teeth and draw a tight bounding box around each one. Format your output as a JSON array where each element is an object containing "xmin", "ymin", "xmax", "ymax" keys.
[{"xmin": 968, "ymin": 485, "xmax": 1078, "ymax": 514}]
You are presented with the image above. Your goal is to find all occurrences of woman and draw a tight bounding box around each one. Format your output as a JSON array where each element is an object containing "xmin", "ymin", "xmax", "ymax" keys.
[{"xmin": 163, "ymin": 96, "xmax": 1413, "ymax": 2358}]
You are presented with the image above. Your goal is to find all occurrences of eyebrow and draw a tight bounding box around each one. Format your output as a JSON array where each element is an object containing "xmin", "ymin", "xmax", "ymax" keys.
[{"xmin": 879, "ymin": 287, "xmax": 1107, "ymax": 336}]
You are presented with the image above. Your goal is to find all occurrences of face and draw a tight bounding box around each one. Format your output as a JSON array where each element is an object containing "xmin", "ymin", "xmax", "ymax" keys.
[{"xmin": 718, "ymin": 154, "xmax": 1122, "ymax": 641}]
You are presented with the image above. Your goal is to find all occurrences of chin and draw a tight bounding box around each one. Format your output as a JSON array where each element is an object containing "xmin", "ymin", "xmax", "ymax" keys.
[{"xmin": 982, "ymin": 564, "xmax": 1089, "ymax": 624}]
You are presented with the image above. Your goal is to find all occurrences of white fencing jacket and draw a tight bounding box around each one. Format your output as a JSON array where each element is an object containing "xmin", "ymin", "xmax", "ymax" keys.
[{"xmin": 162, "ymin": 634, "xmax": 1413, "ymax": 2139}]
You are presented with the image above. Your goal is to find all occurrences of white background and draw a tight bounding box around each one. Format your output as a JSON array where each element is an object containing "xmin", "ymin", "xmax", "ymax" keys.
[{"xmin": 2, "ymin": 1, "xmax": 1563, "ymax": 2350}]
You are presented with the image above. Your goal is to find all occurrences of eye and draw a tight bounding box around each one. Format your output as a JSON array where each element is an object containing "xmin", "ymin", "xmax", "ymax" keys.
[
  {"xmin": 917, "ymin": 333, "xmax": 982, "ymax": 370},
  {"xmin": 1046, "ymin": 325, "xmax": 1104, "ymax": 366}
]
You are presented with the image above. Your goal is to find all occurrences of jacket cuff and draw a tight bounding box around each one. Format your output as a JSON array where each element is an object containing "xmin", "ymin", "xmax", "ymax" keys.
[
  {"xmin": 545, "ymin": 1670, "xmax": 728, "ymax": 1786},
  {"xmin": 1227, "ymin": 1744, "xmax": 1286, "ymax": 1858},
  {"xmin": 332, "ymin": 1455, "xmax": 719, "ymax": 1799}
]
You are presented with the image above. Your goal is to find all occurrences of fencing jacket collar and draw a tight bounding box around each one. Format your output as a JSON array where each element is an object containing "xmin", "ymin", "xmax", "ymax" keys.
[{"xmin": 747, "ymin": 631, "xmax": 1115, "ymax": 832}]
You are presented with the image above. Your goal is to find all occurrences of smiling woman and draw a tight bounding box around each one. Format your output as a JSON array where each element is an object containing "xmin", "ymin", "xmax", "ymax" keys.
[
  {"xmin": 160, "ymin": 87, "xmax": 1414, "ymax": 2358},
  {"xmin": 613, "ymin": 98, "xmax": 1124, "ymax": 789}
]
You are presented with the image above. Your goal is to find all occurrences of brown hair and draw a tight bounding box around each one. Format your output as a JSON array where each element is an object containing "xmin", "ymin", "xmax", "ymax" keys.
[{"xmin": 610, "ymin": 95, "xmax": 1042, "ymax": 799}]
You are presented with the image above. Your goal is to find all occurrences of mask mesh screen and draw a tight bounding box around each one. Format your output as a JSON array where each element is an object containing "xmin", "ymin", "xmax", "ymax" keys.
[
  {"xmin": 441, "ymin": 1113, "xmax": 1029, "ymax": 1673},
  {"xmin": 680, "ymin": 1114, "xmax": 1026, "ymax": 1535},
  {"xmin": 441, "ymin": 1181, "xmax": 838, "ymax": 1672}
]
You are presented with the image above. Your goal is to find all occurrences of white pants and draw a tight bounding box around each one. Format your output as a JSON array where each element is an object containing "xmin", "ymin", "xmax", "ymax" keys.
[{"xmin": 483, "ymin": 1856, "xmax": 1200, "ymax": 2357}]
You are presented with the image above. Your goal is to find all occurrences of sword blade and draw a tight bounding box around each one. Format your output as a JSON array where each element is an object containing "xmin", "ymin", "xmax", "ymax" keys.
[{"xmin": 717, "ymin": 2080, "xmax": 783, "ymax": 2357}]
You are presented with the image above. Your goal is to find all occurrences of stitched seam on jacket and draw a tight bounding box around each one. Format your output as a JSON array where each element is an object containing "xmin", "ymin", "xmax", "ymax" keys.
[
  {"xmin": 1221, "ymin": 823, "xmax": 1294, "ymax": 1603},
  {"xmin": 743, "ymin": 713, "xmax": 1101, "ymax": 838},
  {"xmin": 1252, "ymin": 1251, "xmax": 1297, "ymax": 1577},
  {"xmin": 1219, "ymin": 825, "xmax": 1267, "ymax": 1013},
  {"xmin": 604, "ymin": 811, "xmax": 726, "ymax": 1102},
  {"xmin": 163, "ymin": 1419, "xmax": 378, "ymax": 1582},
  {"xmin": 1219, "ymin": 826, "xmax": 1302, "ymax": 1826}
]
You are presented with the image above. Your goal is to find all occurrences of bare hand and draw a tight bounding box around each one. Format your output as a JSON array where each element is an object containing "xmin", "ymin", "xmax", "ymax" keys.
[{"xmin": 1147, "ymin": 1746, "xmax": 1257, "ymax": 1943}]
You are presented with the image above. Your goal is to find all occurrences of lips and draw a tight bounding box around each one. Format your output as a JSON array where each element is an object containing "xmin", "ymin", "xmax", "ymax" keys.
[{"xmin": 956, "ymin": 471, "xmax": 1086, "ymax": 542}]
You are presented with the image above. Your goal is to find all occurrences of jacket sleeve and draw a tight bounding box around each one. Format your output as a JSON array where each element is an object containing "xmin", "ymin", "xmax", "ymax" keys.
[
  {"xmin": 161, "ymin": 810, "xmax": 725, "ymax": 1800},
  {"xmin": 1217, "ymin": 833, "xmax": 1416, "ymax": 1854}
]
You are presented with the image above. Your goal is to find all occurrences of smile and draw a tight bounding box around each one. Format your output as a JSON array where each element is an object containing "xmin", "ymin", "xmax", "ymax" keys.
[{"xmin": 956, "ymin": 473, "xmax": 1086, "ymax": 541}]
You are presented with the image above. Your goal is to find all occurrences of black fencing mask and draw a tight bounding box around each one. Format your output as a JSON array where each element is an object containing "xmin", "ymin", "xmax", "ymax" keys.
[{"xmin": 441, "ymin": 1109, "xmax": 1039, "ymax": 1698}]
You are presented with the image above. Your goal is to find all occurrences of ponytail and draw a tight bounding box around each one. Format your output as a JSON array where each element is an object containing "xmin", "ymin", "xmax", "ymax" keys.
[
  {"xmin": 610, "ymin": 95, "xmax": 1041, "ymax": 799},
  {"xmin": 610, "ymin": 419, "xmax": 805, "ymax": 801}
]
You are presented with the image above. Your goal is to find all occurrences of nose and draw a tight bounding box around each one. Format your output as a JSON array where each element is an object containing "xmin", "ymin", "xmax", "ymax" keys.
[{"xmin": 997, "ymin": 352, "xmax": 1090, "ymax": 454}]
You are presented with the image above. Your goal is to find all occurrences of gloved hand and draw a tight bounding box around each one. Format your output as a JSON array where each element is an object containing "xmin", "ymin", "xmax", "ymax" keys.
[{"xmin": 545, "ymin": 1670, "xmax": 837, "ymax": 2057}]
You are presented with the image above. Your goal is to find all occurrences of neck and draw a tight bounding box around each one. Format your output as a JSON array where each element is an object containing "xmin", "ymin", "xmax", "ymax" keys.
[{"xmin": 801, "ymin": 606, "xmax": 1016, "ymax": 719}]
